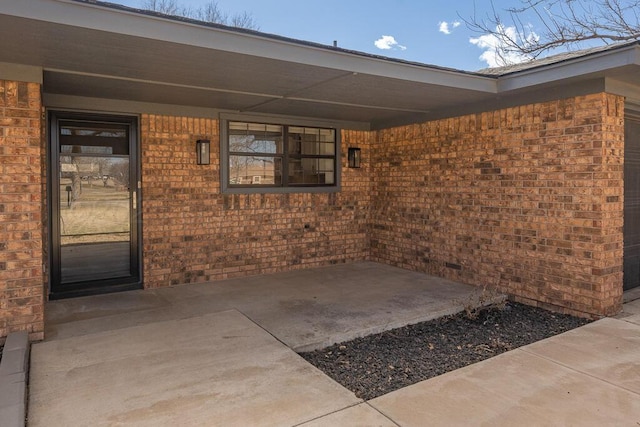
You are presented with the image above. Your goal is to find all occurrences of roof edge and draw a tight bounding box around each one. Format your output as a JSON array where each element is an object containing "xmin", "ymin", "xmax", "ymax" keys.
[
  {"xmin": 497, "ymin": 42, "xmax": 640, "ymax": 92},
  {"xmin": 15, "ymin": 0, "xmax": 490, "ymax": 93},
  {"xmin": 69, "ymin": 0, "xmax": 489, "ymax": 78}
]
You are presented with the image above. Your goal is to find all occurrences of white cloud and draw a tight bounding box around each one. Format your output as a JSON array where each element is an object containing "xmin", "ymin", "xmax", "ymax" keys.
[
  {"xmin": 438, "ymin": 20, "xmax": 460, "ymax": 35},
  {"xmin": 374, "ymin": 35, "xmax": 407, "ymax": 51},
  {"xmin": 469, "ymin": 25, "xmax": 538, "ymax": 67}
]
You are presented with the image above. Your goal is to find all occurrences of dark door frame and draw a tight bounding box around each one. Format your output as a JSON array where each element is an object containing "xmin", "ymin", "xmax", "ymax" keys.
[{"xmin": 48, "ymin": 110, "xmax": 143, "ymax": 299}]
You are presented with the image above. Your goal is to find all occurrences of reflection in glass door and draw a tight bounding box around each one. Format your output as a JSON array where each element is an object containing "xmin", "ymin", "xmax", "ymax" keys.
[
  {"xmin": 59, "ymin": 155, "xmax": 131, "ymax": 282},
  {"xmin": 50, "ymin": 113, "xmax": 140, "ymax": 298}
]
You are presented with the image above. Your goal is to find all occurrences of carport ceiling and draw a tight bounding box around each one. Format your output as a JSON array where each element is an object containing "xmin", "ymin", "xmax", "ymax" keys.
[
  {"xmin": 1, "ymin": 0, "xmax": 640, "ymax": 129},
  {"xmin": 0, "ymin": 0, "xmax": 499, "ymax": 128}
]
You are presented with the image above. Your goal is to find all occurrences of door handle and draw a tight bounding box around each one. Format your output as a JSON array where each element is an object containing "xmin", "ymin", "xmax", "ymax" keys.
[{"xmin": 132, "ymin": 190, "xmax": 137, "ymax": 210}]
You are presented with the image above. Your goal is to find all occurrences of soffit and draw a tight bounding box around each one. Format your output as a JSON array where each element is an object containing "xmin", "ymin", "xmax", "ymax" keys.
[
  {"xmin": 0, "ymin": 0, "xmax": 497, "ymax": 128},
  {"xmin": 0, "ymin": 0, "xmax": 639, "ymax": 130}
]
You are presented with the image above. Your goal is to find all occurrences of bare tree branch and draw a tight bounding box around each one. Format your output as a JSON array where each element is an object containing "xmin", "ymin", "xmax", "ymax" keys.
[
  {"xmin": 462, "ymin": 0, "xmax": 640, "ymax": 65},
  {"xmin": 229, "ymin": 11, "xmax": 259, "ymax": 30},
  {"xmin": 193, "ymin": 1, "xmax": 227, "ymax": 24},
  {"xmin": 141, "ymin": 0, "xmax": 259, "ymax": 30},
  {"xmin": 141, "ymin": 0, "xmax": 186, "ymax": 16}
]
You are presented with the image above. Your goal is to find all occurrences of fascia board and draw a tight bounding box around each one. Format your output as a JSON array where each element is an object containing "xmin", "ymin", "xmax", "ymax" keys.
[
  {"xmin": 0, "ymin": 0, "xmax": 497, "ymax": 93},
  {"xmin": 0, "ymin": 62, "xmax": 42, "ymax": 83},
  {"xmin": 497, "ymin": 45, "xmax": 640, "ymax": 93},
  {"xmin": 607, "ymin": 77, "xmax": 640, "ymax": 105}
]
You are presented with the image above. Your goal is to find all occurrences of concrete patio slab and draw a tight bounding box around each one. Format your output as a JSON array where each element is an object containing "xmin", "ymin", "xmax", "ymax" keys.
[
  {"xmin": 29, "ymin": 310, "xmax": 360, "ymax": 427},
  {"xmin": 370, "ymin": 318, "xmax": 640, "ymax": 426},
  {"xmin": 617, "ymin": 296, "xmax": 640, "ymax": 317},
  {"xmin": 27, "ymin": 265, "xmax": 640, "ymax": 426},
  {"xmin": 622, "ymin": 314, "xmax": 640, "ymax": 326},
  {"xmin": 623, "ymin": 287, "xmax": 640, "ymax": 304},
  {"xmin": 617, "ymin": 298, "xmax": 640, "ymax": 326},
  {"xmin": 298, "ymin": 403, "xmax": 396, "ymax": 427},
  {"xmin": 522, "ymin": 318, "xmax": 640, "ymax": 394},
  {"xmin": 45, "ymin": 262, "xmax": 487, "ymax": 351}
]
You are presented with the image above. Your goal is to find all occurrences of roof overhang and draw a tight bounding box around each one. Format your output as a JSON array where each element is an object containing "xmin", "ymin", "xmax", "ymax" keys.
[{"xmin": 1, "ymin": 0, "xmax": 639, "ymax": 129}]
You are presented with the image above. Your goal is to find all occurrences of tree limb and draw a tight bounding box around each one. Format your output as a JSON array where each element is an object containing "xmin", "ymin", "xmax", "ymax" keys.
[{"xmin": 462, "ymin": 0, "xmax": 640, "ymax": 64}]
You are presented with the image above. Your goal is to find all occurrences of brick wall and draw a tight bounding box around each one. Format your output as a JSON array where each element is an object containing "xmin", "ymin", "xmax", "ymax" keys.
[
  {"xmin": 141, "ymin": 94, "xmax": 625, "ymax": 317},
  {"xmin": 140, "ymin": 115, "xmax": 372, "ymax": 288},
  {"xmin": 0, "ymin": 80, "xmax": 44, "ymax": 341},
  {"xmin": 0, "ymin": 90, "xmax": 626, "ymax": 341},
  {"xmin": 370, "ymin": 93, "xmax": 624, "ymax": 317}
]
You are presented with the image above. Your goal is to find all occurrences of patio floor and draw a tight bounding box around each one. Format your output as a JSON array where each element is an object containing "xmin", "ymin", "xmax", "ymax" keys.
[
  {"xmin": 43, "ymin": 261, "xmax": 488, "ymax": 351},
  {"xmin": 28, "ymin": 262, "xmax": 640, "ymax": 426},
  {"xmin": 31, "ymin": 261, "xmax": 487, "ymax": 426}
]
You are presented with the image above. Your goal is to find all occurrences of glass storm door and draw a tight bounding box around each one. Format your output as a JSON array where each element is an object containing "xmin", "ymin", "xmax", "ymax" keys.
[{"xmin": 50, "ymin": 113, "xmax": 141, "ymax": 298}]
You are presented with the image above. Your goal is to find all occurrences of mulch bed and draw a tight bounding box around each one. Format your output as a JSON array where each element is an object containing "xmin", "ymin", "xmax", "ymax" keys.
[{"xmin": 300, "ymin": 302, "xmax": 591, "ymax": 400}]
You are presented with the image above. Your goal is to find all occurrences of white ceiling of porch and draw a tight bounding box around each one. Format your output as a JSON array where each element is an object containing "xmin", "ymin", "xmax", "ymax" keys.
[{"xmin": 1, "ymin": 0, "xmax": 639, "ymax": 129}]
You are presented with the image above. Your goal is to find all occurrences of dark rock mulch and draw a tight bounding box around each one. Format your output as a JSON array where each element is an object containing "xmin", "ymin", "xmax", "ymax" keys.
[{"xmin": 300, "ymin": 302, "xmax": 591, "ymax": 400}]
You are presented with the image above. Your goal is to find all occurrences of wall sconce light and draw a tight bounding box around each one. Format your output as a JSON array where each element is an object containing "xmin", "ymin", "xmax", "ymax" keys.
[
  {"xmin": 348, "ymin": 147, "xmax": 361, "ymax": 168},
  {"xmin": 196, "ymin": 139, "xmax": 210, "ymax": 165}
]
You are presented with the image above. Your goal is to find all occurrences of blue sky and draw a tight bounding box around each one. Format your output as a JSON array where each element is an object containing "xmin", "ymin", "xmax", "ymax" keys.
[{"xmin": 107, "ymin": 0, "xmax": 545, "ymax": 71}]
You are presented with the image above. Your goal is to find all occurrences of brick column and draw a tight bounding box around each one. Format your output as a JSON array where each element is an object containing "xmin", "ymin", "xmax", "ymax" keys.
[{"xmin": 0, "ymin": 80, "xmax": 45, "ymax": 341}]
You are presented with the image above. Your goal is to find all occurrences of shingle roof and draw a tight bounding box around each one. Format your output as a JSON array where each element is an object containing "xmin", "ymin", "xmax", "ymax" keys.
[
  {"xmin": 476, "ymin": 41, "xmax": 640, "ymax": 75},
  {"xmin": 71, "ymin": 0, "xmax": 488, "ymax": 78},
  {"xmin": 72, "ymin": 0, "xmax": 640, "ymax": 79}
]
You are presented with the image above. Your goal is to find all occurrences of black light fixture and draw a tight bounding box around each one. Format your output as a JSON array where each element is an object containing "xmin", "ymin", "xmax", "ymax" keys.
[
  {"xmin": 196, "ymin": 139, "xmax": 210, "ymax": 165},
  {"xmin": 348, "ymin": 147, "xmax": 361, "ymax": 168}
]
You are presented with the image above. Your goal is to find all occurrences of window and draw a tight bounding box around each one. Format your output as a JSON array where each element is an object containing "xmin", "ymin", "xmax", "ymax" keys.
[{"xmin": 224, "ymin": 120, "xmax": 338, "ymax": 192}]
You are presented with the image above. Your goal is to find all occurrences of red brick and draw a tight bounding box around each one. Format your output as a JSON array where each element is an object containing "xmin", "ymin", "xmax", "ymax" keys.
[
  {"xmin": 0, "ymin": 80, "xmax": 44, "ymax": 340},
  {"xmin": 371, "ymin": 93, "xmax": 623, "ymax": 317}
]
